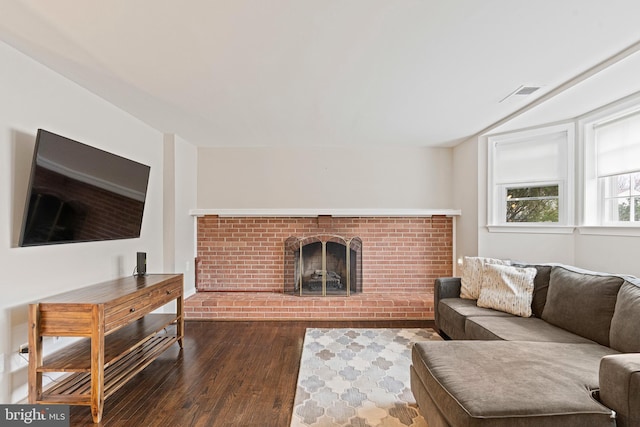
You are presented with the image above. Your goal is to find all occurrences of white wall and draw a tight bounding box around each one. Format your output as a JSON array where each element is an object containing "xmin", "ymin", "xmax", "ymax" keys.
[
  {"xmin": 171, "ymin": 135, "xmax": 198, "ymax": 297},
  {"xmin": 452, "ymin": 136, "xmax": 479, "ymax": 268},
  {"xmin": 574, "ymin": 233, "xmax": 640, "ymax": 276},
  {"xmin": 162, "ymin": 134, "xmax": 197, "ymax": 300},
  {"xmin": 0, "ymin": 41, "xmax": 165, "ymax": 403},
  {"xmin": 478, "ymin": 229, "xmax": 577, "ymax": 265},
  {"xmin": 197, "ymin": 146, "xmax": 453, "ymax": 209}
]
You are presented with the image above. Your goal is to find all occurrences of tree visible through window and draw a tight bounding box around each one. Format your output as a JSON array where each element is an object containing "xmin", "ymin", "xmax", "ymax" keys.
[{"xmin": 506, "ymin": 185, "xmax": 559, "ymax": 223}]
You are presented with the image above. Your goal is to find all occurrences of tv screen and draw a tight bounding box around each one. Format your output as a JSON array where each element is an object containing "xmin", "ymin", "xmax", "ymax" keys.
[{"xmin": 19, "ymin": 129, "xmax": 151, "ymax": 246}]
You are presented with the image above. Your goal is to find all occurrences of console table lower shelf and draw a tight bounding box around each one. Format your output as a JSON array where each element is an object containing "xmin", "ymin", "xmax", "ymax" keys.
[{"xmin": 37, "ymin": 316, "xmax": 179, "ymax": 406}]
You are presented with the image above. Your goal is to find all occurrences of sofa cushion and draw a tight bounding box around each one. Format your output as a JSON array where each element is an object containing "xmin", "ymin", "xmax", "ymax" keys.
[
  {"xmin": 477, "ymin": 264, "xmax": 536, "ymax": 317},
  {"xmin": 460, "ymin": 256, "xmax": 510, "ymax": 300},
  {"xmin": 541, "ymin": 266, "xmax": 623, "ymax": 346},
  {"xmin": 512, "ymin": 263, "xmax": 552, "ymax": 318},
  {"xmin": 609, "ymin": 280, "xmax": 640, "ymax": 352},
  {"xmin": 411, "ymin": 340, "xmax": 618, "ymax": 427},
  {"xmin": 465, "ymin": 316, "xmax": 597, "ymax": 343},
  {"xmin": 599, "ymin": 353, "xmax": 640, "ymax": 427},
  {"xmin": 438, "ymin": 298, "xmax": 512, "ymax": 339},
  {"xmin": 409, "ymin": 366, "xmax": 450, "ymax": 427}
]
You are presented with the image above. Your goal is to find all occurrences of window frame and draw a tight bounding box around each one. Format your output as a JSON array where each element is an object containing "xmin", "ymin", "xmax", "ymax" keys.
[
  {"xmin": 580, "ymin": 97, "xmax": 640, "ymax": 228},
  {"xmin": 487, "ymin": 123, "xmax": 575, "ymax": 233}
]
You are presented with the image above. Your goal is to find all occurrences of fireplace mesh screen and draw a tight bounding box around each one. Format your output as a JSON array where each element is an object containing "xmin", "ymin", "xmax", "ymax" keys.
[{"xmin": 284, "ymin": 235, "xmax": 362, "ymax": 296}]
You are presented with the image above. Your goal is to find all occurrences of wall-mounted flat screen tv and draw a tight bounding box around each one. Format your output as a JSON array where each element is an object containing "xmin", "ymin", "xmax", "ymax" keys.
[{"xmin": 19, "ymin": 129, "xmax": 151, "ymax": 246}]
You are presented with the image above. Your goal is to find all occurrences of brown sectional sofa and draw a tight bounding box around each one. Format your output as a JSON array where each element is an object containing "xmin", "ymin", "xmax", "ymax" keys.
[{"xmin": 410, "ymin": 263, "xmax": 640, "ymax": 427}]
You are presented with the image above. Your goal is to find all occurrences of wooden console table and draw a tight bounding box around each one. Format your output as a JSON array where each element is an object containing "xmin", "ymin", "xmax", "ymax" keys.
[{"xmin": 28, "ymin": 274, "xmax": 184, "ymax": 423}]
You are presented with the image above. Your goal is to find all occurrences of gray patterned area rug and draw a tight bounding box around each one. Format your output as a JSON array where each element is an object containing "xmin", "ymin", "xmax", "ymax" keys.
[{"xmin": 291, "ymin": 328, "xmax": 442, "ymax": 427}]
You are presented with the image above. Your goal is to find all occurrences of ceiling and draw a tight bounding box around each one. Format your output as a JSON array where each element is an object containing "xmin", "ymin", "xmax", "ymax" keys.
[{"xmin": 1, "ymin": 1, "xmax": 640, "ymax": 148}]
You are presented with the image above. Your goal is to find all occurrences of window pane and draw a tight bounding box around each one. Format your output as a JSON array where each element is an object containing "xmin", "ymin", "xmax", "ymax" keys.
[
  {"xmin": 506, "ymin": 199, "xmax": 559, "ymax": 222},
  {"xmin": 507, "ymin": 186, "xmax": 558, "ymax": 199},
  {"xmin": 602, "ymin": 172, "xmax": 640, "ymax": 222},
  {"xmin": 505, "ymin": 184, "xmax": 559, "ymax": 223},
  {"xmin": 615, "ymin": 197, "xmax": 631, "ymax": 221},
  {"xmin": 618, "ymin": 175, "xmax": 631, "ymax": 192}
]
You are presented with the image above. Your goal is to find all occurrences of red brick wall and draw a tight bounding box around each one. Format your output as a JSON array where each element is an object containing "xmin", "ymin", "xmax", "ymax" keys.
[{"xmin": 196, "ymin": 215, "xmax": 453, "ymax": 294}]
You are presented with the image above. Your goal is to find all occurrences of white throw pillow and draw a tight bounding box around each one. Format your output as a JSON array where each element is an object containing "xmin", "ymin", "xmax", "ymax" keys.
[
  {"xmin": 477, "ymin": 263, "xmax": 537, "ymax": 317},
  {"xmin": 460, "ymin": 256, "xmax": 510, "ymax": 300}
]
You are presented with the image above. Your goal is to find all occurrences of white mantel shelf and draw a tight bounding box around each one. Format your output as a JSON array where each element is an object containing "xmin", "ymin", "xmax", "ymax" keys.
[{"xmin": 189, "ymin": 209, "xmax": 461, "ymax": 217}]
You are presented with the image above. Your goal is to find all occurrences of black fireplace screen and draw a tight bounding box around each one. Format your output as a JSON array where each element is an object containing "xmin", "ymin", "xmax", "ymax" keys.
[{"xmin": 284, "ymin": 235, "xmax": 362, "ymax": 296}]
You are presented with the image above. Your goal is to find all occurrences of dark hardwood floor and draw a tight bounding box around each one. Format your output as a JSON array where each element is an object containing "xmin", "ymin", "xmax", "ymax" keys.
[{"xmin": 69, "ymin": 319, "xmax": 435, "ymax": 427}]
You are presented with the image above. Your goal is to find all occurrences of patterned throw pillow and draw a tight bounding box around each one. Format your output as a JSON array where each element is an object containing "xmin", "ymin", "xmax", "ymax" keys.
[
  {"xmin": 477, "ymin": 263, "xmax": 537, "ymax": 317},
  {"xmin": 460, "ymin": 256, "xmax": 510, "ymax": 300}
]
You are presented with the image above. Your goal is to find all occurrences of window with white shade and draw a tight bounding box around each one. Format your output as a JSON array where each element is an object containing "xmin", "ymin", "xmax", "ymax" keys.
[
  {"xmin": 488, "ymin": 124, "xmax": 574, "ymax": 229},
  {"xmin": 585, "ymin": 108, "xmax": 640, "ymax": 225}
]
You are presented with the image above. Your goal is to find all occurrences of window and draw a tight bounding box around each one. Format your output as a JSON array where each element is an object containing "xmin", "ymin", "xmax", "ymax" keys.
[
  {"xmin": 584, "ymin": 105, "xmax": 640, "ymax": 226},
  {"xmin": 488, "ymin": 124, "xmax": 574, "ymax": 230},
  {"xmin": 506, "ymin": 184, "xmax": 559, "ymax": 223}
]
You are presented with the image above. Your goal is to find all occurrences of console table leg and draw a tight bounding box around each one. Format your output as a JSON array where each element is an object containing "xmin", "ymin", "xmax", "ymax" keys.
[
  {"xmin": 91, "ymin": 402, "xmax": 104, "ymax": 424},
  {"xmin": 28, "ymin": 304, "xmax": 42, "ymax": 403},
  {"xmin": 177, "ymin": 295, "xmax": 184, "ymax": 348},
  {"xmin": 90, "ymin": 305, "xmax": 105, "ymax": 424}
]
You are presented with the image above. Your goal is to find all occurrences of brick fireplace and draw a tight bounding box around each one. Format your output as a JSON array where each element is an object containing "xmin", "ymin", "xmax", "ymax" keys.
[{"xmin": 185, "ymin": 214, "xmax": 454, "ymax": 320}]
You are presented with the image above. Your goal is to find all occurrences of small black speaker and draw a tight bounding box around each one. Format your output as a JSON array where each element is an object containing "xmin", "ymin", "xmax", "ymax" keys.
[{"xmin": 136, "ymin": 252, "xmax": 147, "ymax": 277}]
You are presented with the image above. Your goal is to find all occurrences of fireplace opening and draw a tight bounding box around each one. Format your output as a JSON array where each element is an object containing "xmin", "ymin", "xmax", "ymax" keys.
[{"xmin": 284, "ymin": 235, "xmax": 362, "ymax": 296}]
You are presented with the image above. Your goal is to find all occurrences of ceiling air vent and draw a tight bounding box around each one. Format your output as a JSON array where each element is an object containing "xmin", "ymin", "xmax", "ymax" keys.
[
  {"xmin": 499, "ymin": 85, "xmax": 541, "ymax": 103},
  {"xmin": 514, "ymin": 86, "xmax": 540, "ymax": 95}
]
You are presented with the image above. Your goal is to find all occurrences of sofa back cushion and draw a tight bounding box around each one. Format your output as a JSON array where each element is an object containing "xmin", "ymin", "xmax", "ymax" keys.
[
  {"xmin": 530, "ymin": 266, "xmax": 551, "ymax": 318},
  {"xmin": 512, "ymin": 263, "xmax": 551, "ymax": 318},
  {"xmin": 541, "ymin": 266, "xmax": 623, "ymax": 346},
  {"xmin": 609, "ymin": 280, "xmax": 640, "ymax": 352}
]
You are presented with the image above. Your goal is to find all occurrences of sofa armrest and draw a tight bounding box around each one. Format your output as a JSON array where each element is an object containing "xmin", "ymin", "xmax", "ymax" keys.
[
  {"xmin": 599, "ymin": 353, "xmax": 640, "ymax": 427},
  {"xmin": 435, "ymin": 277, "xmax": 462, "ymax": 300},
  {"xmin": 434, "ymin": 277, "xmax": 461, "ymax": 333}
]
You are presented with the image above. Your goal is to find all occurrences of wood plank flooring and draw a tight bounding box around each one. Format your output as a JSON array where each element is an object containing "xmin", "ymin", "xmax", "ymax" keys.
[{"xmin": 69, "ymin": 320, "xmax": 435, "ymax": 426}]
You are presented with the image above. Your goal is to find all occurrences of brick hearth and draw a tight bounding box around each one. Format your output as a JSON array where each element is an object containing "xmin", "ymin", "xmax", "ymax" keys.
[
  {"xmin": 185, "ymin": 215, "xmax": 452, "ymax": 320},
  {"xmin": 184, "ymin": 291, "xmax": 434, "ymax": 320}
]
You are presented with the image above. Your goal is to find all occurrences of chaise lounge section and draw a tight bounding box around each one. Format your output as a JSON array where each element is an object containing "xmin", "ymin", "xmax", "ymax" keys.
[{"xmin": 410, "ymin": 261, "xmax": 640, "ymax": 427}]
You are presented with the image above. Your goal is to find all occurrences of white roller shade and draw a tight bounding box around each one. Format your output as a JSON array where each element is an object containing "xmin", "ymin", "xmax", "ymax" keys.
[
  {"xmin": 595, "ymin": 110, "xmax": 640, "ymax": 177},
  {"xmin": 493, "ymin": 131, "xmax": 567, "ymax": 184}
]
